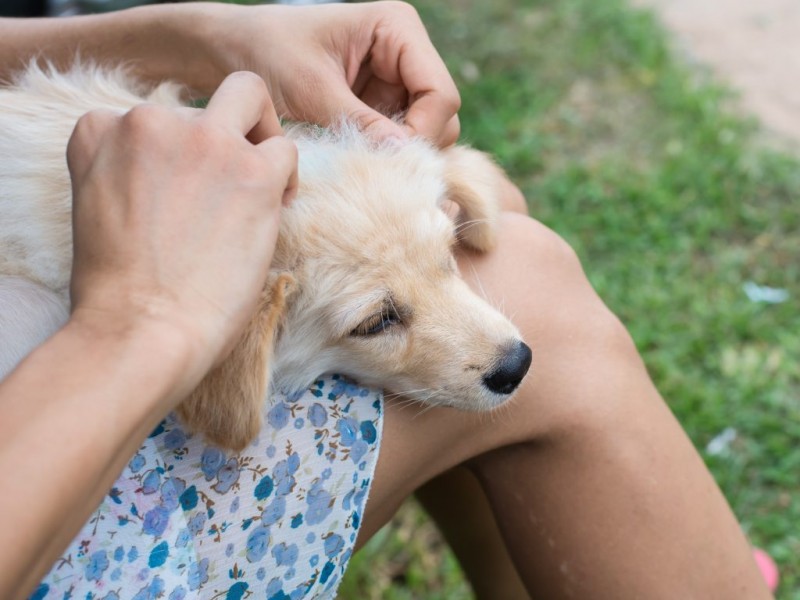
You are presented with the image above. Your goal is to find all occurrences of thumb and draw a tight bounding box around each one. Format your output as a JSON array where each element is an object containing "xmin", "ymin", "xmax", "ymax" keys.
[
  {"xmin": 346, "ymin": 104, "xmax": 409, "ymax": 144},
  {"xmin": 290, "ymin": 74, "xmax": 409, "ymax": 143}
]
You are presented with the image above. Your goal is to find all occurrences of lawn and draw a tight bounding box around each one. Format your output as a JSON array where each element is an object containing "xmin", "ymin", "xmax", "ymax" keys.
[{"xmin": 340, "ymin": 0, "xmax": 800, "ymax": 597}]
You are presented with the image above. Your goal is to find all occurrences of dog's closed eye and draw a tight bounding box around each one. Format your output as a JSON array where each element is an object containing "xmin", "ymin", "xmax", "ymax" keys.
[{"xmin": 350, "ymin": 307, "xmax": 402, "ymax": 336}]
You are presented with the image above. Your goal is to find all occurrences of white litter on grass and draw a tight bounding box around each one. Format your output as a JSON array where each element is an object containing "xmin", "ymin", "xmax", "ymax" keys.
[
  {"xmin": 743, "ymin": 281, "xmax": 790, "ymax": 304},
  {"xmin": 706, "ymin": 427, "xmax": 738, "ymax": 456},
  {"xmin": 460, "ymin": 61, "xmax": 481, "ymax": 83}
]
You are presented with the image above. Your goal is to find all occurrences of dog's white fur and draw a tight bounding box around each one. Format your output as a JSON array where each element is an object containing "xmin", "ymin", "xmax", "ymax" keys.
[{"xmin": 0, "ymin": 64, "xmax": 530, "ymax": 450}]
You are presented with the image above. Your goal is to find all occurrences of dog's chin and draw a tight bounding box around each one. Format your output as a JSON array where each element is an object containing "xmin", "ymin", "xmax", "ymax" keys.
[
  {"xmin": 467, "ymin": 389, "xmax": 521, "ymax": 412},
  {"xmin": 385, "ymin": 384, "xmax": 523, "ymax": 413}
]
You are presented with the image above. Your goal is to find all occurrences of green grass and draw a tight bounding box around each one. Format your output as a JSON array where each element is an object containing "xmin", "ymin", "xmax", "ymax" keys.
[{"xmin": 341, "ymin": 0, "xmax": 800, "ymax": 597}]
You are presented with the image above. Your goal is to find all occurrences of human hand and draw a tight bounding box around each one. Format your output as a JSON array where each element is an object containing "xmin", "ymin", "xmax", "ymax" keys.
[
  {"xmin": 66, "ymin": 72, "xmax": 297, "ymax": 376},
  {"xmin": 205, "ymin": 1, "xmax": 460, "ymax": 147}
]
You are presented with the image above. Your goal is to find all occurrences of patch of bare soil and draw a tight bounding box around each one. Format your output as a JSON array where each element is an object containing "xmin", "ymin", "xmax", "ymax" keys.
[{"xmin": 634, "ymin": 0, "xmax": 800, "ymax": 147}]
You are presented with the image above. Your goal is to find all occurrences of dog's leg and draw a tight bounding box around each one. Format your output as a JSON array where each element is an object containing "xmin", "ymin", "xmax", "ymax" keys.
[
  {"xmin": 177, "ymin": 273, "xmax": 294, "ymax": 452},
  {"xmin": 0, "ymin": 277, "xmax": 69, "ymax": 381}
]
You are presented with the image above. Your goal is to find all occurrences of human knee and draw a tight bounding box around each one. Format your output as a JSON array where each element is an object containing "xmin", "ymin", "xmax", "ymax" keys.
[
  {"xmin": 463, "ymin": 212, "xmax": 580, "ymax": 282},
  {"xmin": 466, "ymin": 215, "xmax": 647, "ymax": 441},
  {"xmin": 497, "ymin": 175, "xmax": 529, "ymax": 215},
  {"xmin": 494, "ymin": 314, "xmax": 646, "ymax": 448},
  {"xmin": 501, "ymin": 213, "xmax": 634, "ymax": 345},
  {"xmin": 465, "ymin": 213, "xmax": 611, "ymax": 335},
  {"xmin": 463, "ymin": 212, "xmax": 641, "ymax": 356}
]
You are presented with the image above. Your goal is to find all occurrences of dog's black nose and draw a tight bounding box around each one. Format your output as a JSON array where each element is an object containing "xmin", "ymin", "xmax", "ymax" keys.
[{"xmin": 483, "ymin": 341, "xmax": 532, "ymax": 395}]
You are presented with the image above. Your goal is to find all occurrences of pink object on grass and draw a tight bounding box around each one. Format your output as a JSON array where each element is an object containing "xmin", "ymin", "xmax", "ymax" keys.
[{"xmin": 753, "ymin": 547, "xmax": 779, "ymax": 592}]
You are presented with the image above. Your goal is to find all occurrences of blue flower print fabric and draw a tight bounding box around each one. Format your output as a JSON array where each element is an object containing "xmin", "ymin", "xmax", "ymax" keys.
[{"xmin": 33, "ymin": 375, "xmax": 383, "ymax": 600}]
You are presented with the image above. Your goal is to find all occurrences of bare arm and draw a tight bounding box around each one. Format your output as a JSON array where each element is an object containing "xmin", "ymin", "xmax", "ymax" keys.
[
  {"xmin": 0, "ymin": 313, "xmax": 199, "ymax": 598},
  {"xmin": 0, "ymin": 1, "xmax": 461, "ymax": 145},
  {"xmin": 0, "ymin": 3, "xmax": 458, "ymax": 592},
  {"xmin": 0, "ymin": 4, "xmax": 225, "ymax": 93},
  {"xmin": 0, "ymin": 72, "xmax": 297, "ymax": 600}
]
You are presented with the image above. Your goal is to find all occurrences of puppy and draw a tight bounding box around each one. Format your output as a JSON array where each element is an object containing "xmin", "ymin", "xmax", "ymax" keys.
[{"xmin": 0, "ymin": 64, "xmax": 532, "ymax": 451}]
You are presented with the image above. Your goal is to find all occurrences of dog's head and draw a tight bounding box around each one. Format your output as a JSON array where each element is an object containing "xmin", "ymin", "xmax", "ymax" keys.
[
  {"xmin": 272, "ymin": 127, "xmax": 531, "ymax": 411},
  {"xmin": 181, "ymin": 126, "xmax": 532, "ymax": 451}
]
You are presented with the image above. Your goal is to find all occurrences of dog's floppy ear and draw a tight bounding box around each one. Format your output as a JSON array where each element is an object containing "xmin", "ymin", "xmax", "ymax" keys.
[
  {"xmin": 177, "ymin": 272, "xmax": 295, "ymax": 452},
  {"xmin": 441, "ymin": 146, "xmax": 505, "ymax": 252}
]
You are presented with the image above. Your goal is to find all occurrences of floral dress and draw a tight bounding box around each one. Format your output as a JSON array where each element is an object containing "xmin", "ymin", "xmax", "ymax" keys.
[{"xmin": 31, "ymin": 375, "xmax": 383, "ymax": 600}]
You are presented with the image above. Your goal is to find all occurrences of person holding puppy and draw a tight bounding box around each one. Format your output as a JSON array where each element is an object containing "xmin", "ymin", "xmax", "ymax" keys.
[{"xmin": 0, "ymin": 2, "xmax": 772, "ymax": 599}]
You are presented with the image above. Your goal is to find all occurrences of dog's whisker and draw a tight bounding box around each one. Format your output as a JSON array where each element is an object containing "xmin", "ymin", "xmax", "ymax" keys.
[
  {"xmin": 383, "ymin": 388, "xmax": 431, "ymax": 399},
  {"xmin": 423, "ymin": 388, "xmax": 446, "ymax": 401},
  {"xmin": 390, "ymin": 398, "xmax": 429, "ymax": 411},
  {"xmin": 492, "ymin": 293, "xmax": 507, "ymax": 317},
  {"xmin": 401, "ymin": 392, "xmax": 438, "ymax": 417},
  {"xmin": 454, "ymin": 218, "xmax": 488, "ymax": 236},
  {"xmin": 392, "ymin": 396, "xmax": 422, "ymax": 405},
  {"xmin": 498, "ymin": 399, "xmax": 518, "ymax": 428},
  {"xmin": 383, "ymin": 387, "xmax": 436, "ymax": 400},
  {"xmin": 411, "ymin": 390, "xmax": 448, "ymax": 420},
  {"xmin": 489, "ymin": 400, "xmax": 507, "ymax": 426},
  {"xmin": 397, "ymin": 397, "xmax": 432, "ymax": 414},
  {"xmin": 415, "ymin": 392, "xmax": 437, "ymax": 406},
  {"xmin": 466, "ymin": 259, "xmax": 490, "ymax": 302},
  {"xmin": 419, "ymin": 399, "xmax": 445, "ymax": 417},
  {"xmin": 395, "ymin": 400, "xmax": 424, "ymax": 413},
  {"xmin": 385, "ymin": 389, "xmax": 440, "ymax": 414},
  {"xmin": 387, "ymin": 394, "xmax": 422, "ymax": 404},
  {"xmin": 411, "ymin": 405, "xmax": 436, "ymax": 420}
]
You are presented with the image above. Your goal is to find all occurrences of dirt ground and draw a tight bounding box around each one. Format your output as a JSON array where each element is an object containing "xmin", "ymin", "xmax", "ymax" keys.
[{"xmin": 634, "ymin": 0, "xmax": 800, "ymax": 146}]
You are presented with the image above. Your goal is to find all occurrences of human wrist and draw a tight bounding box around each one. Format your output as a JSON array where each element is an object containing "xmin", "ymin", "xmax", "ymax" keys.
[
  {"xmin": 184, "ymin": 2, "xmax": 301, "ymax": 96},
  {"xmin": 66, "ymin": 305, "xmax": 208, "ymax": 411},
  {"xmin": 153, "ymin": 2, "xmax": 234, "ymax": 95},
  {"xmin": 88, "ymin": 3, "xmax": 235, "ymax": 95},
  {"xmin": 167, "ymin": 2, "xmax": 274, "ymax": 95}
]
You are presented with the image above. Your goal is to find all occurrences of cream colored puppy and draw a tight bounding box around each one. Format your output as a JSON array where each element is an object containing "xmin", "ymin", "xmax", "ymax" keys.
[{"xmin": 0, "ymin": 64, "xmax": 532, "ymax": 450}]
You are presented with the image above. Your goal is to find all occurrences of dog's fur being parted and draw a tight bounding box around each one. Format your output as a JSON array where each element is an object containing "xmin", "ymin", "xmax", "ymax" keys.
[{"xmin": 0, "ymin": 64, "xmax": 532, "ymax": 451}]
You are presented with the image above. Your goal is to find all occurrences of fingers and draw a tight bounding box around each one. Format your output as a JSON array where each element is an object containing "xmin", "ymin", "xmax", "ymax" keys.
[
  {"xmin": 439, "ymin": 114, "xmax": 461, "ymax": 147},
  {"xmin": 66, "ymin": 109, "xmax": 120, "ymax": 183},
  {"xmin": 349, "ymin": 105, "xmax": 407, "ymax": 142},
  {"xmin": 206, "ymin": 74, "xmax": 298, "ymax": 203},
  {"xmin": 332, "ymin": 75, "xmax": 457, "ymax": 146},
  {"xmin": 358, "ymin": 77, "xmax": 409, "ymax": 116},
  {"xmin": 395, "ymin": 48, "xmax": 460, "ymax": 145},
  {"xmin": 352, "ymin": 74, "xmax": 459, "ymax": 146},
  {"xmin": 204, "ymin": 72, "xmax": 297, "ymax": 202},
  {"xmin": 350, "ymin": 71, "xmax": 460, "ymax": 145},
  {"xmin": 255, "ymin": 136, "xmax": 299, "ymax": 205},
  {"xmin": 203, "ymin": 71, "xmax": 283, "ymax": 142},
  {"xmin": 293, "ymin": 67, "xmax": 409, "ymax": 141},
  {"xmin": 367, "ymin": 5, "xmax": 461, "ymax": 145},
  {"xmin": 257, "ymin": 3, "xmax": 458, "ymax": 147}
]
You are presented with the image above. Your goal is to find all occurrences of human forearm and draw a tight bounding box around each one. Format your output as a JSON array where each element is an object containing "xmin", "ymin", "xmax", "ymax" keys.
[
  {"xmin": 0, "ymin": 72, "xmax": 294, "ymax": 597},
  {"xmin": 0, "ymin": 3, "xmax": 230, "ymax": 93},
  {"xmin": 0, "ymin": 313, "xmax": 200, "ymax": 600},
  {"xmin": 1, "ymin": 2, "xmax": 461, "ymax": 144}
]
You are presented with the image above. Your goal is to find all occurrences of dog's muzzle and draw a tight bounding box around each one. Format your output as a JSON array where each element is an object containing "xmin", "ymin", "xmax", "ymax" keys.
[{"xmin": 483, "ymin": 340, "xmax": 532, "ymax": 395}]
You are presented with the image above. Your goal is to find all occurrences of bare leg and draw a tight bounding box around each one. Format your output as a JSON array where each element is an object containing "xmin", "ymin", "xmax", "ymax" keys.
[
  {"xmin": 358, "ymin": 213, "xmax": 771, "ymax": 599},
  {"xmin": 416, "ymin": 466, "xmax": 530, "ymax": 599},
  {"xmin": 413, "ymin": 176, "xmax": 532, "ymax": 600}
]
